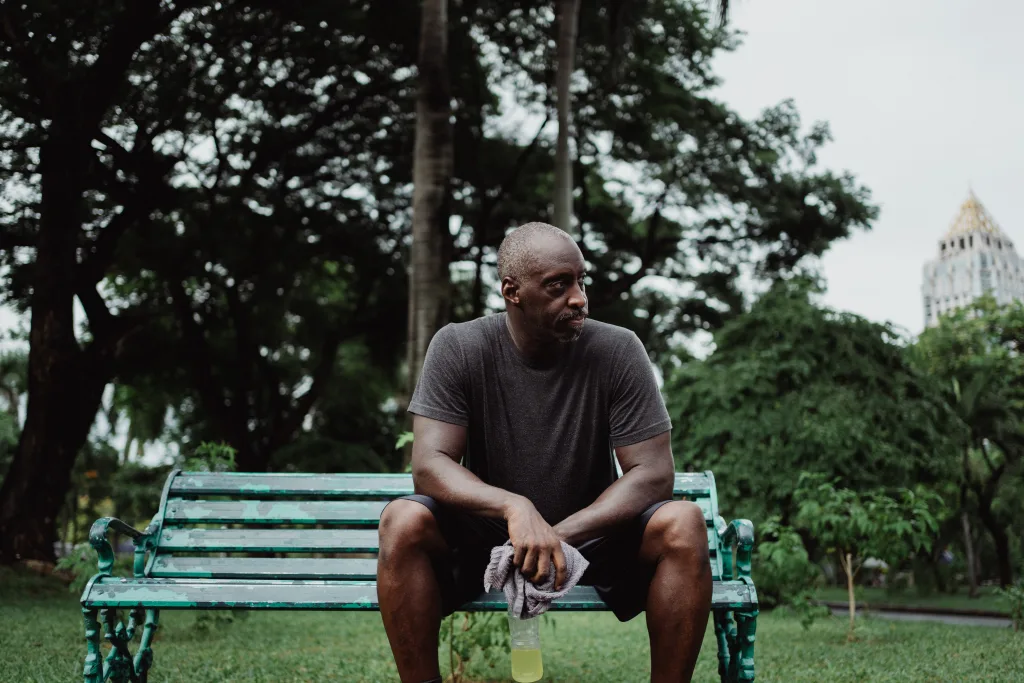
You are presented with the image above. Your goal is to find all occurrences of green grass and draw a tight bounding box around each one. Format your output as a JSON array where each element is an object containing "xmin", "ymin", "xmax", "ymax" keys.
[
  {"xmin": 814, "ymin": 585, "xmax": 1009, "ymax": 614},
  {"xmin": 1, "ymin": 568, "xmax": 1021, "ymax": 682}
]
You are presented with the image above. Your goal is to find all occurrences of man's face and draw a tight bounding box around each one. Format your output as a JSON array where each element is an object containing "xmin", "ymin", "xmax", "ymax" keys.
[{"xmin": 508, "ymin": 235, "xmax": 589, "ymax": 343}]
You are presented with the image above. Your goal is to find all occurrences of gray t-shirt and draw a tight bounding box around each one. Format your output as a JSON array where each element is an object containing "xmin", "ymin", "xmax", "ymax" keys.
[{"xmin": 408, "ymin": 312, "xmax": 672, "ymax": 524}]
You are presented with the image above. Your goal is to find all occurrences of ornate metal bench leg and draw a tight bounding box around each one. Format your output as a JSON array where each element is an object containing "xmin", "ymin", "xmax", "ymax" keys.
[
  {"xmin": 83, "ymin": 608, "xmax": 103, "ymax": 683},
  {"xmin": 713, "ymin": 610, "xmax": 732, "ymax": 683},
  {"xmin": 734, "ymin": 610, "xmax": 758, "ymax": 682},
  {"xmin": 134, "ymin": 608, "xmax": 160, "ymax": 682},
  {"xmin": 101, "ymin": 608, "xmax": 138, "ymax": 683}
]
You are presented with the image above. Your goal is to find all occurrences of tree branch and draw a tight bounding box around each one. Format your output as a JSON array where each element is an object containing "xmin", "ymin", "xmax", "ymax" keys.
[{"xmin": 80, "ymin": 0, "xmax": 200, "ymax": 131}]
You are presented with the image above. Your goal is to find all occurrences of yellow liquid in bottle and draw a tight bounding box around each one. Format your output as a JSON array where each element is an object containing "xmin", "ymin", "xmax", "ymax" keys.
[{"xmin": 510, "ymin": 648, "xmax": 543, "ymax": 682}]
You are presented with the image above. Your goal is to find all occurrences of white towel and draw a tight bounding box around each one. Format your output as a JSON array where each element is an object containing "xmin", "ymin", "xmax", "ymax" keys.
[{"xmin": 482, "ymin": 540, "xmax": 589, "ymax": 618}]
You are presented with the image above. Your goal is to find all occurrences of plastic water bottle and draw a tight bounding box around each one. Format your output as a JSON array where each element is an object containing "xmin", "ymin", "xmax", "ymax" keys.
[{"xmin": 507, "ymin": 607, "xmax": 543, "ymax": 682}]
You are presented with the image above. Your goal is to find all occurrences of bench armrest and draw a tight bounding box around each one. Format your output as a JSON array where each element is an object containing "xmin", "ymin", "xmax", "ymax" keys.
[
  {"xmin": 88, "ymin": 517, "xmax": 160, "ymax": 577},
  {"xmin": 715, "ymin": 516, "xmax": 755, "ymax": 581}
]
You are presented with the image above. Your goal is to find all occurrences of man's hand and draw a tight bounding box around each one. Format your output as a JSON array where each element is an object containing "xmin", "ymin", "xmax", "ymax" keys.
[{"xmin": 505, "ymin": 498, "xmax": 568, "ymax": 589}]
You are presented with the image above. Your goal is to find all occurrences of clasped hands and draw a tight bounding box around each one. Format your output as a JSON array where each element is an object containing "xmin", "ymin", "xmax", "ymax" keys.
[{"xmin": 504, "ymin": 497, "xmax": 570, "ymax": 590}]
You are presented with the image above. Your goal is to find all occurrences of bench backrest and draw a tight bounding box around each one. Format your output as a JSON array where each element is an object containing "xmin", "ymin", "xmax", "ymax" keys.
[{"xmin": 145, "ymin": 470, "xmax": 723, "ymax": 581}]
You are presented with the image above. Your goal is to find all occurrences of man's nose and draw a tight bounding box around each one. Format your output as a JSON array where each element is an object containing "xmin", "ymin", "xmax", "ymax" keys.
[{"xmin": 567, "ymin": 282, "xmax": 587, "ymax": 310}]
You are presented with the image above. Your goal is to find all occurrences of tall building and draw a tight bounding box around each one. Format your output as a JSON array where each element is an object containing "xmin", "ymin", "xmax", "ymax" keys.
[{"xmin": 922, "ymin": 190, "xmax": 1024, "ymax": 328}]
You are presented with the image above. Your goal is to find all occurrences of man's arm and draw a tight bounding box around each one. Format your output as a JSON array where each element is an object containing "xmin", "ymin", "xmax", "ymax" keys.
[
  {"xmin": 411, "ymin": 414, "xmax": 571, "ymax": 588},
  {"xmin": 410, "ymin": 414, "xmax": 521, "ymax": 518},
  {"xmin": 553, "ymin": 431, "xmax": 674, "ymax": 546}
]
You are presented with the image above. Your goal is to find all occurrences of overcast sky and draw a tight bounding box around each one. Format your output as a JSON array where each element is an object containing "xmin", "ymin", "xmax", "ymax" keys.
[{"xmin": 711, "ymin": 0, "xmax": 1024, "ymax": 336}]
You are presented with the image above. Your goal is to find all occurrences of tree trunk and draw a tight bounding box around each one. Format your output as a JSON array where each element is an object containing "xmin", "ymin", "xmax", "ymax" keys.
[
  {"xmin": 0, "ymin": 130, "xmax": 110, "ymax": 563},
  {"xmin": 975, "ymin": 498, "xmax": 1013, "ymax": 587},
  {"xmin": 405, "ymin": 0, "xmax": 453, "ymax": 449},
  {"xmin": 553, "ymin": 0, "xmax": 581, "ymax": 234},
  {"xmin": 961, "ymin": 510, "xmax": 979, "ymax": 598},
  {"xmin": 843, "ymin": 552, "xmax": 856, "ymax": 641}
]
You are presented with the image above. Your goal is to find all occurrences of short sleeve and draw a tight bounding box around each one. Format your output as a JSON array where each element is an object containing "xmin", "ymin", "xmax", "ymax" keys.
[
  {"xmin": 407, "ymin": 324, "xmax": 470, "ymax": 427},
  {"xmin": 608, "ymin": 332, "xmax": 672, "ymax": 447}
]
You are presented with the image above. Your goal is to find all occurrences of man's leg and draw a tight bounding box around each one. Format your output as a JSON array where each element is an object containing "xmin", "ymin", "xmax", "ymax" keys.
[
  {"xmin": 377, "ymin": 499, "xmax": 449, "ymax": 683},
  {"xmin": 638, "ymin": 500, "xmax": 713, "ymax": 683}
]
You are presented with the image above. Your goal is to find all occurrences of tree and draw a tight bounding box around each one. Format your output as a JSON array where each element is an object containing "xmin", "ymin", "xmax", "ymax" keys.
[
  {"xmin": 0, "ymin": 0, "xmax": 880, "ymax": 560},
  {"xmin": 456, "ymin": 0, "xmax": 878, "ymax": 362},
  {"xmin": 793, "ymin": 474, "xmax": 943, "ymax": 641},
  {"xmin": 0, "ymin": 0, "xmax": 206, "ymax": 563},
  {"xmin": 406, "ymin": 0, "xmax": 454, "ymax": 424},
  {"xmin": 912, "ymin": 297, "xmax": 1024, "ymax": 587},
  {"xmin": 0, "ymin": 0, "xmax": 419, "ymax": 559},
  {"xmin": 553, "ymin": 0, "xmax": 581, "ymax": 233},
  {"xmin": 668, "ymin": 279, "xmax": 961, "ymax": 524}
]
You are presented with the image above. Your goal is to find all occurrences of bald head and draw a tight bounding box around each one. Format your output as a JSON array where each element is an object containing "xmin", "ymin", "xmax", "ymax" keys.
[{"xmin": 497, "ymin": 222, "xmax": 577, "ymax": 282}]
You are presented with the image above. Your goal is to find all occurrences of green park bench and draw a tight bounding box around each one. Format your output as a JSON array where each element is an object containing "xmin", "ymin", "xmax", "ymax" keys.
[{"xmin": 80, "ymin": 469, "xmax": 758, "ymax": 682}]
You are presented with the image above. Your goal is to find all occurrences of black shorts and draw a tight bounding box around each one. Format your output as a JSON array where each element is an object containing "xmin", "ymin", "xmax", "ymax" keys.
[{"xmin": 387, "ymin": 494, "xmax": 672, "ymax": 622}]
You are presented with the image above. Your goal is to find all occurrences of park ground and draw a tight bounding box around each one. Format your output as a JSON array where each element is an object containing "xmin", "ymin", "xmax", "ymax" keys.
[{"xmin": 1, "ymin": 568, "xmax": 1021, "ymax": 682}]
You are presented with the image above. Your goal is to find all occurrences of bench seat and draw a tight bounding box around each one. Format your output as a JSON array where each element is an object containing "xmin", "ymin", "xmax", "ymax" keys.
[{"xmin": 83, "ymin": 576, "xmax": 758, "ymax": 611}]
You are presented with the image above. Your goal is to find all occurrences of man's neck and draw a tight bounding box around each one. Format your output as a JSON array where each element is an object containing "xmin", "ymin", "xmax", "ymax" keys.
[{"xmin": 504, "ymin": 313, "xmax": 566, "ymax": 367}]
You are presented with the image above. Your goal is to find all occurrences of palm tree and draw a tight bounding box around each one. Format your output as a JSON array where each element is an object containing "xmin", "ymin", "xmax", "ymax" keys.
[
  {"xmin": 552, "ymin": 0, "xmax": 730, "ymax": 235},
  {"xmin": 553, "ymin": 0, "xmax": 581, "ymax": 234},
  {"xmin": 950, "ymin": 370, "xmax": 1024, "ymax": 588},
  {"xmin": 406, "ymin": 0, "xmax": 453, "ymax": 439}
]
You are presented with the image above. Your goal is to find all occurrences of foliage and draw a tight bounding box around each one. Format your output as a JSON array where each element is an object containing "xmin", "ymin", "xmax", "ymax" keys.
[
  {"xmin": 793, "ymin": 474, "xmax": 944, "ymax": 640},
  {"xmin": 911, "ymin": 296, "xmax": 1024, "ymax": 587},
  {"xmin": 0, "ymin": 0, "xmax": 878, "ymax": 558},
  {"xmin": 752, "ymin": 516, "xmax": 828, "ymax": 629},
  {"xmin": 995, "ymin": 581, "xmax": 1024, "ymax": 632},
  {"xmin": 0, "ymin": 410, "xmax": 18, "ymax": 483},
  {"xmin": 395, "ymin": 431, "xmax": 415, "ymax": 452},
  {"xmin": 439, "ymin": 611, "xmax": 512, "ymax": 683},
  {"xmin": 668, "ymin": 279, "xmax": 961, "ymax": 523},
  {"xmin": 181, "ymin": 441, "xmax": 237, "ymax": 473},
  {"xmin": 54, "ymin": 544, "xmax": 134, "ymax": 595}
]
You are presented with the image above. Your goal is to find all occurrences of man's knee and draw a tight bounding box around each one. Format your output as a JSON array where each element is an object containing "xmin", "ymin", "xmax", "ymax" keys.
[
  {"xmin": 378, "ymin": 499, "xmax": 443, "ymax": 560},
  {"xmin": 646, "ymin": 501, "xmax": 709, "ymax": 563}
]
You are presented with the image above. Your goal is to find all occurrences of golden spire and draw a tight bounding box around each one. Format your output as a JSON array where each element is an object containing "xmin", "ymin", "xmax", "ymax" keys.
[{"xmin": 943, "ymin": 190, "xmax": 1007, "ymax": 241}]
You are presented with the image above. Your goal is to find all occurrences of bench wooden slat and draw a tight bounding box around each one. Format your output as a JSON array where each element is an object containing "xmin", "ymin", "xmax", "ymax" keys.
[
  {"xmin": 168, "ymin": 472, "xmax": 713, "ymax": 499},
  {"xmin": 158, "ymin": 528, "xmax": 381, "ymax": 553},
  {"xmin": 156, "ymin": 527, "xmax": 717, "ymax": 554},
  {"xmin": 163, "ymin": 498, "xmax": 714, "ymax": 525},
  {"xmin": 83, "ymin": 577, "xmax": 756, "ymax": 611},
  {"xmin": 164, "ymin": 500, "xmax": 390, "ymax": 526},
  {"xmin": 150, "ymin": 555, "xmax": 723, "ymax": 582},
  {"xmin": 151, "ymin": 556, "xmax": 380, "ymax": 580}
]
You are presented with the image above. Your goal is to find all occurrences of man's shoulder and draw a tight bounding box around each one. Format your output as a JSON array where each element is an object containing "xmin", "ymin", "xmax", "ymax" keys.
[
  {"xmin": 580, "ymin": 318, "xmax": 639, "ymax": 355},
  {"xmin": 437, "ymin": 313, "xmax": 502, "ymax": 352}
]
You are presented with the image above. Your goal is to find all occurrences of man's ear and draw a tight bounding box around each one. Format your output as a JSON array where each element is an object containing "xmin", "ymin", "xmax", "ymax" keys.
[{"xmin": 500, "ymin": 277, "xmax": 520, "ymax": 305}]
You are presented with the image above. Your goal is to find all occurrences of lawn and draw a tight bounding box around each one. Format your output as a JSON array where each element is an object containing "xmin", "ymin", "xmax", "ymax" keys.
[
  {"xmin": 813, "ymin": 585, "xmax": 1009, "ymax": 614},
  {"xmin": 2, "ymin": 568, "xmax": 1021, "ymax": 682}
]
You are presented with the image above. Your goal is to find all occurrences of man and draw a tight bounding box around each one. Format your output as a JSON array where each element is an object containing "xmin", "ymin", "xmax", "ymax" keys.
[{"xmin": 378, "ymin": 222, "xmax": 712, "ymax": 683}]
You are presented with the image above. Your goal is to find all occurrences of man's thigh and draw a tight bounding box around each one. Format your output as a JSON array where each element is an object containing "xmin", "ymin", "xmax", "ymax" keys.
[
  {"xmin": 387, "ymin": 494, "xmax": 511, "ymax": 615},
  {"xmin": 576, "ymin": 499, "xmax": 673, "ymax": 622}
]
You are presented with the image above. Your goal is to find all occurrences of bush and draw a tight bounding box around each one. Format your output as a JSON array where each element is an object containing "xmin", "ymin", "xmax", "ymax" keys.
[
  {"xmin": 995, "ymin": 581, "xmax": 1024, "ymax": 632},
  {"xmin": 752, "ymin": 517, "xmax": 829, "ymax": 629},
  {"xmin": 55, "ymin": 544, "xmax": 134, "ymax": 593},
  {"xmin": 440, "ymin": 611, "xmax": 510, "ymax": 682}
]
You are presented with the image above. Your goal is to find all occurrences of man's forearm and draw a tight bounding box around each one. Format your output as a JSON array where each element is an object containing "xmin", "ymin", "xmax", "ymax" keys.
[
  {"xmin": 412, "ymin": 453, "xmax": 525, "ymax": 519},
  {"xmin": 553, "ymin": 464, "xmax": 673, "ymax": 545}
]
